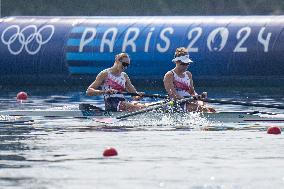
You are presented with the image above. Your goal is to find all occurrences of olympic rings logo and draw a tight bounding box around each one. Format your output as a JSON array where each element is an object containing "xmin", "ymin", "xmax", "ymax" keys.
[{"xmin": 1, "ymin": 25, "xmax": 55, "ymax": 55}]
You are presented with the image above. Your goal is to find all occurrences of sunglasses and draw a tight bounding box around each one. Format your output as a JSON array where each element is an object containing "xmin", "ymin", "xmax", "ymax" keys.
[
  {"xmin": 121, "ymin": 61, "xmax": 130, "ymax": 68},
  {"xmin": 180, "ymin": 62, "xmax": 189, "ymax": 66}
]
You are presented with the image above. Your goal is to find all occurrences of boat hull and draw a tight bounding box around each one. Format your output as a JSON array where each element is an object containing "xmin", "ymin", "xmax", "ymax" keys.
[{"xmin": 1, "ymin": 109, "xmax": 283, "ymax": 123}]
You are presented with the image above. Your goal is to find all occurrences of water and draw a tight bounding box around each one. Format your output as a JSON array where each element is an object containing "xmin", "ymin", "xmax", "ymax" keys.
[{"xmin": 0, "ymin": 87, "xmax": 284, "ymax": 189}]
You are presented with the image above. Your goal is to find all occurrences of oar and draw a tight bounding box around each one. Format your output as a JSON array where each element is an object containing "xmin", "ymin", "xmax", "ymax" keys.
[
  {"xmin": 81, "ymin": 92, "xmax": 167, "ymax": 111},
  {"xmin": 120, "ymin": 92, "xmax": 168, "ymax": 99},
  {"xmin": 203, "ymin": 98, "xmax": 284, "ymax": 110},
  {"xmin": 79, "ymin": 92, "xmax": 168, "ymax": 115},
  {"xmin": 94, "ymin": 97, "xmax": 194, "ymax": 123}
]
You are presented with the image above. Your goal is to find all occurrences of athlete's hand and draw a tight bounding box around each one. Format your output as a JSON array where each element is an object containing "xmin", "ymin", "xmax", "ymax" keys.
[
  {"xmin": 132, "ymin": 92, "xmax": 144, "ymax": 100},
  {"xmin": 201, "ymin": 92, "xmax": 208, "ymax": 99},
  {"xmin": 193, "ymin": 92, "xmax": 207, "ymax": 100},
  {"xmin": 193, "ymin": 94, "xmax": 202, "ymax": 100},
  {"xmin": 104, "ymin": 89, "xmax": 118, "ymax": 94},
  {"xmin": 137, "ymin": 92, "xmax": 145, "ymax": 96}
]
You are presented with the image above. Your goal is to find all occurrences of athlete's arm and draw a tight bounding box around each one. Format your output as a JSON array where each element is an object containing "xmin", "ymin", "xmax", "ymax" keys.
[
  {"xmin": 86, "ymin": 71, "xmax": 108, "ymax": 96},
  {"xmin": 124, "ymin": 73, "xmax": 145, "ymax": 100},
  {"xmin": 163, "ymin": 71, "xmax": 183, "ymax": 99},
  {"xmin": 124, "ymin": 73, "xmax": 138, "ymax": 93},
  {"xmin": 186, "ymin": 71, "xmax": 198, "ymax": 96}
]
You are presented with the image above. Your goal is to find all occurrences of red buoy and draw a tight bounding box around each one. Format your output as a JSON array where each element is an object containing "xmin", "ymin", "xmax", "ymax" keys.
[
  {"xmin": 267, "ymin": 126, "xmax": 281, "ymax": 135},
  {"xmin": 16, "ymin": 92, "xmax": 28, "ymax": 101},
  {"xmin": 103, "ymin": 147, "xmax": 118, "ymax": 157}
]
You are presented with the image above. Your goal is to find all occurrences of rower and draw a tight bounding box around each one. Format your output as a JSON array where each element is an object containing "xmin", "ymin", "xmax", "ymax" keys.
[
  {"xmin": 163, "ymin": 47, "xmax": 216, "ymax": 112},
  {"xmin": 86, "ymin": 53, "xmax": 146, "ymax": 112}
]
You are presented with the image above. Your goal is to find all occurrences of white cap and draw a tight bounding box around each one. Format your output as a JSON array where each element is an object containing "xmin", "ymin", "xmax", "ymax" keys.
[{"xmin": 172, "ymin": 55, "xmax": 193, "ymax": 64}]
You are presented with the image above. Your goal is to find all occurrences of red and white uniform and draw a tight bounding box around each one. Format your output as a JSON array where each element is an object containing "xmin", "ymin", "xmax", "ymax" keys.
[
  {"xmin": 102, "ymin": 69, "xmax": 126, "ymax": 99},
  {"xmin": 171, "ymin": 70, "xmax": 193, "ymax": 97}
]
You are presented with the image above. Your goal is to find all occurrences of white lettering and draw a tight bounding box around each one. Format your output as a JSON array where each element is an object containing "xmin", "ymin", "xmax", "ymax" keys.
[
  {"xmin": 156, "ymin": 27, "xmax": 174, "ymax": 53},
  {"xmin": 79, "ymin": 27, "xmax": 96, "ymax": 52},
  {"xmin": 207, "ymin": 27, "xmax": 229, "ymax": 52},
  {"xmin": 258, "ymin": 27, "xmax": 271, "ymax": 52},
  {"xmin": 187, "ymin": 27, "xmax": 202, "ymax": 52},
  {"xmin": 145, "ymin": 27, "xmax": 155, "ymax": 52},
  {"xmin": 77, "ymin": 26, "xmax": 274, "ymax": 54},
  {"xmin": 234, "ymin": 27, "xmax": 251, "ymax": 52},
  {"xmin": 100, "ymin": 27, "xmax": 118, "ymax": 52},
  {"xmin": 122, "ymin": 27, "xmax": 140, "ymax": 52}
]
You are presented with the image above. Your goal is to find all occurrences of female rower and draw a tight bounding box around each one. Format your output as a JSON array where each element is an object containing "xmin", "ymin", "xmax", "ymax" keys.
[
  {"xmin": 163, "ymin": 47, "xmax": 216, "ymax": 112},
  {"xmin": 86, "ymin": 53, "xmax": 145, "ymax": 112}
]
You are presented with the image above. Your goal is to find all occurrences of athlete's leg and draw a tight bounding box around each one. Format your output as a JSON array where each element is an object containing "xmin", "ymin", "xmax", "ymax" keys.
[
  {"xmin": 186, "ymin": 101, "xmax": 216, "ymax": 112},
  {"xmin": 118, "ymin": 101, "xmax": 146, "ymax": 112}
]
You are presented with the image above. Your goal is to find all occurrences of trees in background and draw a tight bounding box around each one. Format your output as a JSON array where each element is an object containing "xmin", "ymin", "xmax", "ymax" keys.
[{"xmin": 1, "ymin": 0, "xmax": 283, "ymax": 16}]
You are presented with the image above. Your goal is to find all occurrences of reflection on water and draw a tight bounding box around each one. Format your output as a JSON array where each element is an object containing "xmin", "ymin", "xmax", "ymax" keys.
[{"xmin": 0, "ymin": 86, "xmax": 284, "ymax": 188}]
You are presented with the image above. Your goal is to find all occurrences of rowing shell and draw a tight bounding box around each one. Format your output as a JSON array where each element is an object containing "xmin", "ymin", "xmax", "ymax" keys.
[
  {"xmin": 0, "ymin": 109, "xmax": 284, "ymax": 123},
  {"xmin": 0, "ymin": 109, "xmax": 104, "ymax": 118},
  {"xmin": 202, "ymin": 111, "xmax": 284, "ymax": 123},
  {"xmin": 0, "ymin": 115, "xmax": 34, "ymax": 124}
]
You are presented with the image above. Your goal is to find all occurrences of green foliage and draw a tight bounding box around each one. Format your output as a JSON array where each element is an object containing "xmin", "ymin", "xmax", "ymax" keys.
[{"xmin": 1, "ymin": 0, "xmax": 283, "ymax": 16}]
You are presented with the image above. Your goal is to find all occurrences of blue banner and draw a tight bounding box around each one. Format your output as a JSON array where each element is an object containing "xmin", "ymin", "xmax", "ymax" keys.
[{"xmin": 0, "ymin": 16, "xmax": 284, "ymax": 85}]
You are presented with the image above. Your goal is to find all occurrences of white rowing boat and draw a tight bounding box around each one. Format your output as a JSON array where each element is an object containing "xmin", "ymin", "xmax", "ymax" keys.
[
  {"xmin": 202, "ymin": 111, "xmax": 284, "ymax": 123},
  {"xmin": 0, "ymin": 115, "xmax": 34, "ymax": 124},
  {"xmin": 0, "ymin": 108, "xmax": 284, "ymax": 123},
  {"xmin": 0, "ymin": 109, "xmax": 104, "ymax": 118}
]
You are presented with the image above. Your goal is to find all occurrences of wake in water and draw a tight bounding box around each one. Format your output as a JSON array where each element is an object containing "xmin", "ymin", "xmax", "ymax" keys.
[{"xmin": 96, "ymin": 111, "xmax": 213, "ymax": 131}]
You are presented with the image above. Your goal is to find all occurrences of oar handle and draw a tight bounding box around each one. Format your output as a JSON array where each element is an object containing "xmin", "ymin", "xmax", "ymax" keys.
[
  {"xmin": 121, "ymin": 92, "xmax": 168, "ymax": 99},
  {"xmin": 204, "ymin": 98, "xmax": 284, "ymax": 110}
]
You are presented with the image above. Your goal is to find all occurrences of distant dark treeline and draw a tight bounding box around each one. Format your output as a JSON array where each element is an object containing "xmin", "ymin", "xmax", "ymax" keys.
[{"xmin": 1, "ymin": 0, "xmax": 284, "ymax": 16}]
